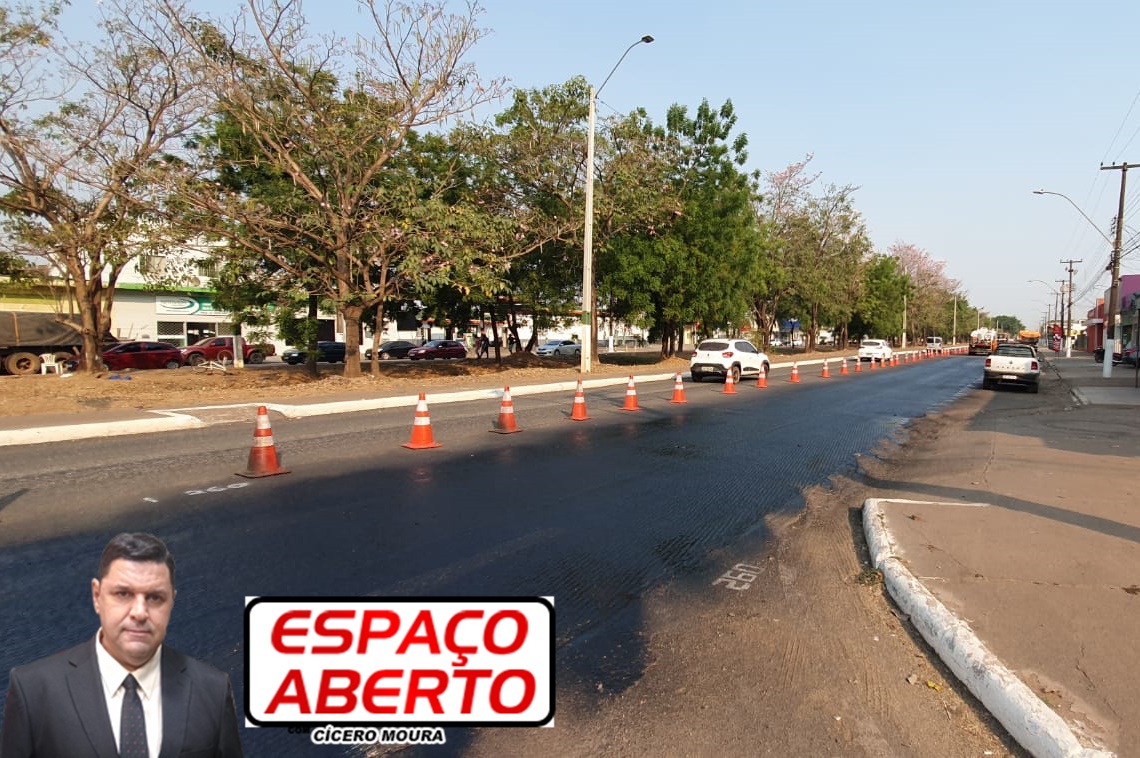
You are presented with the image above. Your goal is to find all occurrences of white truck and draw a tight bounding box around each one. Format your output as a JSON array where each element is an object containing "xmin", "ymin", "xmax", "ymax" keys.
[{"xmin": 982, "ymin": 343, "xmax": 1040, "ymax": 393}]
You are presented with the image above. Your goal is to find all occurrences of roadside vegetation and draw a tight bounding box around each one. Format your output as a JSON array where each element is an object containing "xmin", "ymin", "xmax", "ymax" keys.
[{"xmin": 2, "ymin": 0, "xmax": 992, "ymax": 379}]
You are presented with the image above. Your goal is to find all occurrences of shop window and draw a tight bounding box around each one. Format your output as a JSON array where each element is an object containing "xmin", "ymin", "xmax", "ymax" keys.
[{"xmin": 157, "ymin": 321, "xmax": 186, "ymax": 346}]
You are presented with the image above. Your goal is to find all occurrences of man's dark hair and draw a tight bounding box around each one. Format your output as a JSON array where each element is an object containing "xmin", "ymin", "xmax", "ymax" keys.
[{"xmin": 97, "ymin": 532, "xmax": 176, "ymax": 586}]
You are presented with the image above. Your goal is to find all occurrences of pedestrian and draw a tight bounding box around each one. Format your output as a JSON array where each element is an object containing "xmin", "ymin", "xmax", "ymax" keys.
[
  {"xmin": 1, "ymin": 532, "xmax": 244, "ymax": 757},
  {"xmin": 478, "ymin": 332, "xmax": 490, "ymax": 359}
]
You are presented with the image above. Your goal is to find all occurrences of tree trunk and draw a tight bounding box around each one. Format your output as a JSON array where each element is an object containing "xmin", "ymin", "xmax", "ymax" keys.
[
  {"xmin": 342, "ymin": 304, "xmax": 364, "ymax": 378},
  {"xmin": 305, "ymin": 294, "xmax": 320, "ymax": 378}
]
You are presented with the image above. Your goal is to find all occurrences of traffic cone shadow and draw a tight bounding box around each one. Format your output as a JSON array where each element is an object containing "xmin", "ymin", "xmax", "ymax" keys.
[
  {"xmin": 403, "ymin": 393, "xmax": 441, "ymax": 449},
  {"xmin": 237, "ymin": 406, "xmax": 290, "ymax": 478},
  {"xmin": 491, "ymin": 386, "xmax": 521, "ymax": 434}
]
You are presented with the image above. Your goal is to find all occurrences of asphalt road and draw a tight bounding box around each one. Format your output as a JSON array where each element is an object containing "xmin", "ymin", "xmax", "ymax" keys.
[{"xmin": 0, "ymin": 357, "xmax": 982, "ymax": 756}]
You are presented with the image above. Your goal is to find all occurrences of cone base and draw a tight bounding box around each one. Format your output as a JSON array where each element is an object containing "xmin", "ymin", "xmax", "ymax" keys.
[
  {"xmin": 402, "ymin": 441, "xmax": 442, "ymax": 449},
  {"xmin": 490, "ymin": 426, "xmax": 522, "ymax": 434},
  {"xmin": 236, "ymin": 467, "xmax": 291, "ymax": 478},
  {"xmin": 620, "ymin": 407, "xmax": 641, "ymax": 412},
  {"xmin": 670, "ymin": 398, "xmax": 688, "ymax": 404},
  {"xmin": 569, "ymin": 414, "xmax": 591, "ymax": 421}
]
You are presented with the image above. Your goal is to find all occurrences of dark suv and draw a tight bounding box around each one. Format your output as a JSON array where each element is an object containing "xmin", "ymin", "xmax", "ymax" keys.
[{"xmin": 281, "ymin": 341, "xmax": 348, "ymax": 364}]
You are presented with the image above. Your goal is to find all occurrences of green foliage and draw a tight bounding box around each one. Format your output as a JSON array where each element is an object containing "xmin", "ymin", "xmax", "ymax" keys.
[{"xmin": 602, "ymin": 99, "xmax": 764, "ymax": 354}]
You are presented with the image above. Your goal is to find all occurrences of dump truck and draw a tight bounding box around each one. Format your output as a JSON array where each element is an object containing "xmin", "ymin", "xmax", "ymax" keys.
[
  {"xmin": 968, "ymin": 328, "xmax": 999, "ymax": 356},
  {"xmin": 0, "ymin": 311, "xmax": 86, "ymax": 375},
  {"xmin": 1018, "ymin": 329, "xmax": 1041, "ymax": 345}
]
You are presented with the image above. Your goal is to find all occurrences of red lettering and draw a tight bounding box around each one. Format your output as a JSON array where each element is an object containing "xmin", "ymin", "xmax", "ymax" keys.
[
  {"xmin": 265, "ymin": 669, "xmax": 310, "ymax": 714},
  {"xmin": 357, "ymin": 609, "xmax": 400, "ymax": 654},
  {"xmin": 484, "ymin": 610, "xmax": 527, "ymax": 654},
  {"xmin": 452, "ymin": 668, "xmax": 493, "ymax": 713},
  {"xmin": 395, "ymin": 610, "xmax": 441, "ymax": 655},
  {"xmin": 404, "ymin": 669, "xmax": 447, "ymax": 714},
  {"xmin": 315, "ymin": 669, "xmax": 360, "ymax": 714},
  {"xmin": 312, "ymin": 610, "xmax": 355, "ymax": 654},
  {"xmin": 362, "ymin": 669, "xmax": 403, "ymax": 714},
  {"xmin": 271, "ymin": 610, "xmax": 311, "ymax": 654},
  {"xmin": 490, "ymin": 669, "xmax": 536, "ymax": 714}
]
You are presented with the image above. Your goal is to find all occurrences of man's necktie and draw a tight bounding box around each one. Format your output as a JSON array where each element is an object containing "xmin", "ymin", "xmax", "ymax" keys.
[{"xmin": 120, "ymin": 674, "xmax": 149, "ymax": 758}]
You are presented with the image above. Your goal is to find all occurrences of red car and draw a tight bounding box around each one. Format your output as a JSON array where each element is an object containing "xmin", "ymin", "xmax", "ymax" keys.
[
  {"xmin": 99, "ymin": 341, "xmax": 185, "ymax": 370},
  {"xmin": 407, "ymin": 339, "xmax": 468, "ymax": 360}
]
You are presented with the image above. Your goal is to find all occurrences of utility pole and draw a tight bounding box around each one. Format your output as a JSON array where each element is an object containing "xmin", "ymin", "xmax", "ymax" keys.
[
  {"xmin": 1060, "ymin": 260, "xmax": 1081, "ymax": 358},
  {"xmin": 952, "ymin": 296, "xmax": 957, "ymax": 345},
  {"xmin": 1099, "ymin": 162, "xmax": 1138, "ymax": 377},
  {"xmin": 1054, "ymin": 279, "xmax": 1065, "ymax": 353}
]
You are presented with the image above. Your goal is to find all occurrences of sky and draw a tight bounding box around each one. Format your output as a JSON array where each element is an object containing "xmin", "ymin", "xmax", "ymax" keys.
[{"xmin": 63, "ymin": 1, "xmax": 1140, "ymax": 331}]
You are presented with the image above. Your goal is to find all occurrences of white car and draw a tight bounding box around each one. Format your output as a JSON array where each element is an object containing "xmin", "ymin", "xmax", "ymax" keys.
[
  {"xmin": 689, "ymin": 338, "xmax": 770, "ymax": 384},
  {"xmin": 858, "ymin": 339, "xmax": 893, "ymax": 362},
  {"xmin": 535, "ymin": 339, "xmax": 580, "ymax": 357}
]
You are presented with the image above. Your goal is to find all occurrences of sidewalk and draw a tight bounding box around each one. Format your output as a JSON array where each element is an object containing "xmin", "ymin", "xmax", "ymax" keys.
[{"xmin": 864, "ymin": 354, "xmax": 1140, "ymax": 757}]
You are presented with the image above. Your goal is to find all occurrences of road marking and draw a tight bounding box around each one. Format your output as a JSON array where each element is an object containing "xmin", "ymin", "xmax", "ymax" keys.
[
  {"xmin": 713, "ymin": 562, "xmax": 763, "ymax": 591},
  {"xmin": 185, "ymin": 482, "xmax": 250, "ymax": 496}
]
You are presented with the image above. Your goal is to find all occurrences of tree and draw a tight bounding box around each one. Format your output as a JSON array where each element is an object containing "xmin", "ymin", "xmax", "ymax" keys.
[
  {"xmin": 162, "ymin": 0, "xmax": 508, "ymax": 378},
  {"xmin": 851, "ymin": 253, "xmax": 907, "ymax": 340},
  {"xmin": 602, "ymin": 99, "xmax": 763, "ymax": 356},
  {"xmin": 469, "ymin": 78, "xmax": 677, "ymax": 357},
  {"xmin": 752, "ymin": 155, "xmax": 819, "ymax": 347},
  {"xmin": 888, "ymin": 241, "xmax": 961, "ymax": 340},
  {"xmin": 0, "ymin": 0, "xmax": 210, "ymax": 371},
  {"xmin": 777, "ymin": 184, "xmax": 870, "ymax": 351}
]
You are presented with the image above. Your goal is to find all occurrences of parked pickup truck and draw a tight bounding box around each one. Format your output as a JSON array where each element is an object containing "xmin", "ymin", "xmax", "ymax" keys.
[
  {"xmin": 982, "ymin": 343, "xmax": 1040, "ymax": 393},
  {"xmin": 179, "ymin": 336, "xmax": 274, "ymax": 366}
]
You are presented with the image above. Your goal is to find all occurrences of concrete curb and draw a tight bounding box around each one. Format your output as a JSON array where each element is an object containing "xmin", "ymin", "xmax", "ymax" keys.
[
  {"xmin": 0, "ymin": 412, "xmax": 206, "ymax": 447},
  {"xmin": 863, "ymin": 498, "xmax": 1113, "ymax": 758}
]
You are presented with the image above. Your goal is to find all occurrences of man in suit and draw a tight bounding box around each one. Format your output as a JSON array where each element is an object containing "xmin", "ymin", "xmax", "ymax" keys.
[{"xmin": 1, "ymin": 532, "xmax": 242, "ymax": 757}]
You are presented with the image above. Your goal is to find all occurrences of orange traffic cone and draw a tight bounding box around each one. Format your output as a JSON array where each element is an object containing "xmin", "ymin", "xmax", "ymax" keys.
[
  {"xmin": 670, "ymin": 372, "xmax": 687, "ymax": 403},
  {"xmin": 621, "ymin": 376, "xmax": 641, "ymax": 411},
  {"xmin": 402, "ymin": 393, "xmax": 441, "ymax": 449},
  {"xmin": 491, "ymin": 386, "xmax": 521, "ymax": 434},
  {"xmin": 840, "ymin": 357, "xmax": 849, "ymax": 375},
  {"xmin": 789, "ymin": 362, "xmax": 801, "ymax": 383},
  {"xmin": 237, "ymin": 406, "xmax": 290, "ymax": 478},
  {"xmin": 854, "ymin": 357, "xmax": 862, "ymax": 373},
  {"xmin": 723, "ymin": 369, "xmax": 737, "ymax": 394},
  {"xmin": 756, "ymin": 365, "xmax": 768, "ymax": 388},
  {"xmin": 821, "ymin": 359, "xmax": 831, "ymax": 378},
  {"xmin": 570, "ymin": 378, "xmax": 590, "ymax": 421},
  {"xmin": 870, "ymin": 356, "xmax": 878, "ymax": 370}
]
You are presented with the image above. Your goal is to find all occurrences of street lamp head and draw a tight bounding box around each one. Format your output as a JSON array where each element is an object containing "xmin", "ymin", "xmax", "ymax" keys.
[
  {"xmin": 1032, "ymin": 190, "xmax": 1045, "ymax": 195},
  {"xmin": 641, "ymin": 35, "xmax": 654, "ymax": 44}
]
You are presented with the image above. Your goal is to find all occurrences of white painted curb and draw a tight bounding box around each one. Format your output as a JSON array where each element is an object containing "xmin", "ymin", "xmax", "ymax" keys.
[
  {"xmin": 863, "ymin": 498, "xmax": 1113, "ymax": 758},
  {"xmin": 0, "ymin": 412, "xmax": 205, "ymax": 447}
]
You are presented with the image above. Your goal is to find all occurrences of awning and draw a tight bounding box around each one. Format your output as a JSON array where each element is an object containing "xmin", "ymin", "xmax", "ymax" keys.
[{"xmin": 1083, "ymin": 318, "xmax": 1104, "ymax": 326}]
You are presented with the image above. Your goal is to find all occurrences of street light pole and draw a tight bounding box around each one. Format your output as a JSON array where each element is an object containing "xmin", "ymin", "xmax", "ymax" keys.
[{"xmin": 580, "ymin": 35, "xmax": 653, "ymax": 374}]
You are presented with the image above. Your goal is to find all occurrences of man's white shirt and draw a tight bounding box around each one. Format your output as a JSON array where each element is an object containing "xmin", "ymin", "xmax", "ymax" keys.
[{"xmin": 95, "ymin": 631, "xmax": 164, "ymax": 758}]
